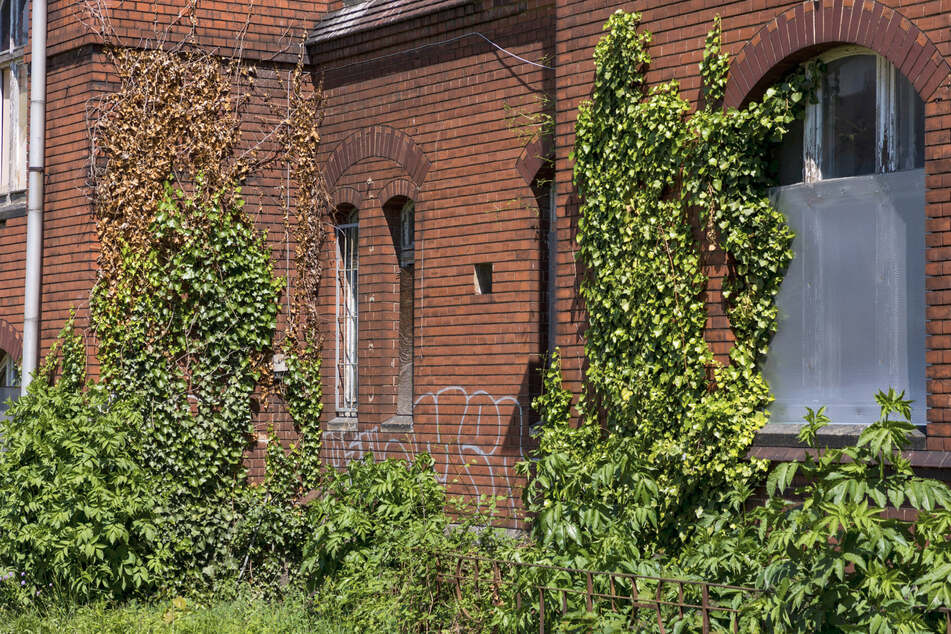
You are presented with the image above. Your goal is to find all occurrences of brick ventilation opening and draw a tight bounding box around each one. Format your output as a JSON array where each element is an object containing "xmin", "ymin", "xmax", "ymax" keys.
[{"xmin": 474, "ymin": 263, "xmax": 493, "ymax": 295}]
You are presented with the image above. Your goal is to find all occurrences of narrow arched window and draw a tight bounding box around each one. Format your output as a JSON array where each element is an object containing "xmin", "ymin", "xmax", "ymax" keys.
[
  {"xmin": 384, "ymin": 197, "xmax": 415, "ymax": 427},
  {"xmin": 0, "ymin": 350, "xmax": 19, "ymax": 418},
  {"xmin": 766, "ymin": 48, "xmax": 926, "ymax": 425},
  {"xmin": 334, "ymin": 206, "xmax": 359, "ymax": 419}
]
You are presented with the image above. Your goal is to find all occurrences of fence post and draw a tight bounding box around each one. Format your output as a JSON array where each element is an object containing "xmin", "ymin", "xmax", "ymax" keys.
[
  {"xmin": 586, "ymin": 571, "xmax": 594, "ymax": 612},
  {"xmin": 701, "ymin": 583, "xmax": 711, "ymax": 634},
  {"xmin": 538, "ymin": 587, "xmax": 546, "ymax": 634}
]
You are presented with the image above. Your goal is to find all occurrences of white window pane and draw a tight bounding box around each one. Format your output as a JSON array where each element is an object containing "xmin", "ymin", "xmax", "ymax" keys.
[
  {"xmin": 1, "ymin": 67, "xmax": 10, "ymax": 193},
  {"xmin": 764, "ymin": 169, "xmax": 926, "ymax": 425},
  {"xmin": 820, "ymin": 54, "xmax": 877, "ymax": 179},
  {"xmin": 11, "ymin": 61, "xmax": 24, "ymax": 190},
  {"xmin": 13, "ymin": 0, "xmax": 27, "ymax": 49}
]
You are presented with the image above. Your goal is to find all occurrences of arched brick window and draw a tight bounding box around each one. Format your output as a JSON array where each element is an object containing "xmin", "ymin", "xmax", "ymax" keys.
[
  {"xmin": 383, "ymin": 196, "xmax": 415, "ymax": 430},
  {"xmin": 765, "ymin": 48, "xmax": 926, "ymax": 425},
  {"xmin": 333, "ymin": 205, "xmax": 359, "ymax": 420},
  {"xmin": 0, "ymin": 350, "xmax": 18, "ymax": 416}
]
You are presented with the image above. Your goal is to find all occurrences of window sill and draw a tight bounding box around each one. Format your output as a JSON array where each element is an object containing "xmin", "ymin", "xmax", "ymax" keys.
[
  {"xmin": 750, "ymin": 422, "xmax": 935, "ymax": 463},
  {"xmin": 382, "ymin": 414, "xmax": 414, "ymax": 433},
  {"xmin": 0, "ymin": 190, "xmax": 26, "ymax": 221},
  {"xmin": 754, "ymin": 422, "xmax": 925, "ymax": 451},
  {"xmin": 327, "ymin": 416, "xmax": 358, "ymax": 432}
]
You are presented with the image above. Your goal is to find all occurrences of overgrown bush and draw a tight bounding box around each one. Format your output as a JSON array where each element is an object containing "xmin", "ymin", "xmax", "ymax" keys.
[
  {"xmin": 304, "ymin": 454, "xmax": 516, "ymax": 631},
  {"xmin": 680, "ymin": 390, "xmax": 951, "ymax": 633},
  {"xmin": 526, "ymin": 349, "xmax": 951, "ymax": 631},
  {"xmin": 0, "ymin": 323, "xmax": 164, "ymax": 604}
]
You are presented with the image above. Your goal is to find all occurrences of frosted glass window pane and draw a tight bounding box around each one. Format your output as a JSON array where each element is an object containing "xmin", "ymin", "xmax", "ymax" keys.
[
  {"xmin": 764, "ymin": 170, "xmax": 926, "ymax": 425},
  {"xmin": 821, "ymin": 55, "xmax": 877, "ymax": 178}
]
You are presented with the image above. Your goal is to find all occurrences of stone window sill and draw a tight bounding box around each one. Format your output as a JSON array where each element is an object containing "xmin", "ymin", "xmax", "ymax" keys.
[
  {"xmin": 382, "ymin": 414, "xmax": 414, "ymax": 433},
  {"xmin": 327, "ymin": 416, "xmax": 358, "ymax": 432},
  {"xmin": 748, "ymin": 422, "xmax": 951, "ymax": 468},
  {"xmin": 0, "ymin": 190, "xmax": 26, "ymax": 221}
]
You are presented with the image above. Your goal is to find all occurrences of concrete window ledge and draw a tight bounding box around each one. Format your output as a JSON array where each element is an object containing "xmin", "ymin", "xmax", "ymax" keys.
[
  {"xmin": 0, "ymin": 191, "xmax": 26, "ymax": 221},
  {"xmin": 750, "ymin": 422, "xmax": 932, "ymax": 463},
  {"xmin": 382, "ymin": 414, "xmax": 414, "ymax": 433},
  {"xmin": 327, "ymin": 416, "xmax": 358, "ymax": 432}
]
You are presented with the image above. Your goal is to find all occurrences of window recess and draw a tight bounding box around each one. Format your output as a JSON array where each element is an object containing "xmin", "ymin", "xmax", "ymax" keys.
[
  {"xmin": 0, "ymin": 0, "xmax": 27, "ymax": 204},
  {"xmin": 779, "ymin": 47, "xmax": 924, "ymax": 185},
  {"xmin": 384, "ymin": 197, "xmax": 415, "ymax": 431},
  {"xmin": 766, "ymin": 48, "xmax": 926, "ymax": 427},
  {"xmin": 0, "ymin": 351, "xmax": 18, "ymax": 419},
  {"xmin": 334, "ymin": 207, "xmax": 359, "ymax": 421}
]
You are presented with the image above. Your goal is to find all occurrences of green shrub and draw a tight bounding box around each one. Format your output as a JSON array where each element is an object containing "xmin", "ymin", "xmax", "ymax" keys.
[
  {"xmin": 751, "ymin": 391, "xmax": 951, "ymax": 632},
  {"xmin": 303, "ymin": 454, "xmax": 515, "ymax": 631},
  {"xmin": 0, "ymin": 323, "xmax": 164, "ymax": 604}
]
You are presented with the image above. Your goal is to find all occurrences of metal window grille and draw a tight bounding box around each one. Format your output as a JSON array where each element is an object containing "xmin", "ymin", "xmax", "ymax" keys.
[{"xmin": 335, "ymin": 210, "xmax": 359, "ymax": 417}]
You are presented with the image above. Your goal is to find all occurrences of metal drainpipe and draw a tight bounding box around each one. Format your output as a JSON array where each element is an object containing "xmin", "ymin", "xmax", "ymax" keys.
[
  {"xmin": 21, "ymin": 0, "xmax": 47, "ymax": 395},
  {"xmin": 547, "ymin": 179, "xmax": 557, "ymax": 357}
]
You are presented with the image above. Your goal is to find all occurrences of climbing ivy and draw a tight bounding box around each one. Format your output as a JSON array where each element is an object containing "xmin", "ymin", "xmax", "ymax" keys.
[
  {"xmin": 92, "ymin": 182, "xmax": 283, "ymax": 589},
  {"xmin": 570, "ymin": 11, "xmax": 816, "ymax": 534},
  {"xmin": 84, "ymin": 27, "xmax": 331, "ymax": 591}
]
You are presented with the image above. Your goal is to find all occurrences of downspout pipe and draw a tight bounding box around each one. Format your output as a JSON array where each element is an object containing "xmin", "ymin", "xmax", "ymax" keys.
[{"xmin": 21, "ymin": 0, "xmax": 47, "ymax": 395}]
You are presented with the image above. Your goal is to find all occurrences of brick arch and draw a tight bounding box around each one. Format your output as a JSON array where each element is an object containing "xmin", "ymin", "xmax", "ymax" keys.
[
  {"xmin": 0, "ymin": 319, "xmax": 21, "ymax": 362},
  {"xmin": 377, "ymin": 178, "xmax": 420, "ymax": 205},
  {"xmin": 324, "ymin": 126, "xmax": 431, "ymax": 189},
  {"xmin": 725, "ymin": 0, "xmax": 951, "ymax": 108},
  {"xmin": 331, "ymin": 185, "xmax": 366, "ymax": 212}
]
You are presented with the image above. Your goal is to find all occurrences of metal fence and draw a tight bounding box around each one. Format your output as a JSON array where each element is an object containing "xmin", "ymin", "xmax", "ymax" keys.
[
  {"xmin": 425, "ymin": 551, "xmax": 758, "ymax": 633},
  {"xmin": 423, "ymin": 550, "xmax": 951, "ymax": 633}
]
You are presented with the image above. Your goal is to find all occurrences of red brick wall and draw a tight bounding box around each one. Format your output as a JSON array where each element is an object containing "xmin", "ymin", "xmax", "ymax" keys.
[
  {"xmin": 15, "ymin": 0, "xmax": 950, "ymax": 527},
  {"xmin": 299, "ymin": 0, "xmax": 555, "ymax": 526},
  {"xmin": 553, "ymin": 0, "xmax": 951, "ymax": 457},
  {"xmin": 24, "ymin": 1, "xmax": 325, "ymax": 376}
]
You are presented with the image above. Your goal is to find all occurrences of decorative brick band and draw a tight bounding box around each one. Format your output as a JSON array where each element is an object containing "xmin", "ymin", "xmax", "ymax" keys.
[
  {"xmin": 377, "ymin": 177, "xmax": 420, "ymax": 205},
  {"xmin": 331, "ymin": 185, "xmax": 367, "ymax": 211},
  {"xmin": 725, "ymin": 0, "xmax": 950, "ymax": 108},
  {"xmin": 0, "ymin": 318, "xmax": 21, "ymax": 362},
  {"xmin": 324, "ymin": 126, "xmax": 431, "ymax": 189},
  {"xmin": 515, "ymin": 134, "xmax": 553, "ymax": 185}
]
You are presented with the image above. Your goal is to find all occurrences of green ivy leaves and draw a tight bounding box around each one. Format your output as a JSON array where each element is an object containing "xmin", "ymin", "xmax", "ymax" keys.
[
  {"xmin": 570, "ymin": 10, "xmax": 812, "ymax": 534},
  {"xmin": 91, "ymin": 183, "xmax": 283, "ymax": 592}
]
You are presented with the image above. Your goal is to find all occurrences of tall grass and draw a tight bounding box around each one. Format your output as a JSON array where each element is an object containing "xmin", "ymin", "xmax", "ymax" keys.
[{"xmin": 0, "ymin": 594, "xmax": 346, "ymax": 634}]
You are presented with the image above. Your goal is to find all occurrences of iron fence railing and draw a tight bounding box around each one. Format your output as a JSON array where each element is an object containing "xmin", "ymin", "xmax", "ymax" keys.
[
  {"xmin": 425, "ymin": 550, "xmax": 758, "ymax": 633},
  {"xmin": 421, "ymin": 550, "xmax": 951, "ymax": 633}
]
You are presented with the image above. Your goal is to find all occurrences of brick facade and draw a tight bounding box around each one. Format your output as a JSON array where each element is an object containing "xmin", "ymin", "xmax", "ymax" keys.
[
  {"xmin": 553, "ymin": 0, "xmax": 951, "ymax": 464},
  {"xmin": 3, "ymin": 0, "xmax": 951, "ymax": 524}
]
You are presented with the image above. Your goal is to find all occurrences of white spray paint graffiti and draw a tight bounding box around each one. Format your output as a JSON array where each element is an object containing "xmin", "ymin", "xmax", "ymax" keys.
[{"xmin": 323, "ymin": 386, "xmax": 528, "ymax": 516}]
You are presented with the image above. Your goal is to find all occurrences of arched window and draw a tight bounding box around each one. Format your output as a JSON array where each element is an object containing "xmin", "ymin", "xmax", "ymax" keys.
[
  {"xmin": 765, "ymin": 48, "xmax": 927, "ymax": 425},
  {"xmin": 334, "ymin": 206, "xmax": 359, "ymax": 419},
  {"xmin": 0, "ymin": 350, "xmax": 18, "ymax": 417},
  {"xmin": 384, "ymin": 197, "xmax": 415, "ymax": 427}
]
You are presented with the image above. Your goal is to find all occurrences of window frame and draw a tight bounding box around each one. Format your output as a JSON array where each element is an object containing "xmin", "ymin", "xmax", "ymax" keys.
[
  {"xmin": 334, "ymin": 207, "xmax": 359, "ymax": 420},
  {"xmin": 0, "ymin": 0, "xmax": 26, "ymax": 200},
  {"xmin": 760, "ymin": 46, "xmax": 928, "ymax": 435},
  {"xmin": 800, "ymin": 46, "xmax": 922, "ymax": 183}
]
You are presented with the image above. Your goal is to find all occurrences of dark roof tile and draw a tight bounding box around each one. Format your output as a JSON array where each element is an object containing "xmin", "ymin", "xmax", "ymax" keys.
[{"xmin": 307, "ymin": 0, "xmax": 473, "ymax": 45}]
